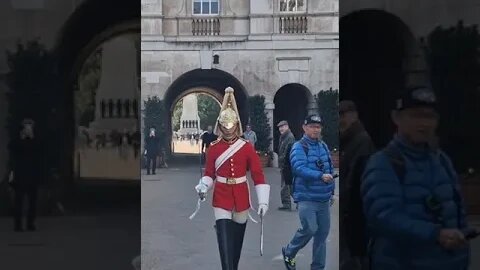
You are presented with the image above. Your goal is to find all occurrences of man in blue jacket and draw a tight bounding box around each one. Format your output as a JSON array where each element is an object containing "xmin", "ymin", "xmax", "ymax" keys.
[
  {"xmin": 282, "ymin": 114, "xmax": 335, "ymax": 270},
  {"xmin": 361, "ymin": 87, "xmax": 472, "ymax": 270}
]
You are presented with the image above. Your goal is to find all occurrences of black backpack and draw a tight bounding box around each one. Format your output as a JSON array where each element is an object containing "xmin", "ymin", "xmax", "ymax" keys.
[{"xmin": 281, "ymin": 140, "xmax": 308, "ymax": 185}]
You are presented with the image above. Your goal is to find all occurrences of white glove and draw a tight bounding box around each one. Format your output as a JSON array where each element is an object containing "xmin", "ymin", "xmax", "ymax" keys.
[
  {"xmin": 195, "ymin": 183, "xmax": 208, "ymax": 194},
  {"xmin": 195, "ymin": 176, "xmax": 213, "ymax": 194},
  {"xmin": 8, "ymin": 171, "xmax": 14, "ymax": 183},
  {"xmin": 255, "ymin": 184, "xmax": 270, "ymax": 216},
  {"xmin": 258, "ymin": 203, "xmax": 268, "ymax": 216}
]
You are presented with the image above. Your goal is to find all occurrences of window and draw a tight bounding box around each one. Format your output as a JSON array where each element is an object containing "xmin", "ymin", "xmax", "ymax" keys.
[
  {"xmin": 280, "ymin": 0, "xmax": 305, "ymax": 12},
  {"xmin": 193, "ymin": 0, "xmax": 219, "ymax": 15}
]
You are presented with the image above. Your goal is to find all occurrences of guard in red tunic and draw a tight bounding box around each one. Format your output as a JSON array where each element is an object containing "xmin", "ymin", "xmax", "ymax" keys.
[{"xmin": 195, "ymin": 87, "xmax": 270, "ymax": 270}]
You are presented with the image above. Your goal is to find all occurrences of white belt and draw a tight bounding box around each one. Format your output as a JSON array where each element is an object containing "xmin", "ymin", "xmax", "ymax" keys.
[{"xmin": 216, "ymin": 176, "xmax": 247, "ymax": 185}]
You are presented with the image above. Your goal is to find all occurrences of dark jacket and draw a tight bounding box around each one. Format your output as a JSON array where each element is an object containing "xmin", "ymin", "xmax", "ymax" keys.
[
  {"xmin": 290, "ymin": 135, "xmax": 335, "ymax": 202},
  {"xmin": 340, "ymin": 121, "xmax": 375, "ymax": 210},
  {"xmin": 145, "ymin": 135, "xmax": 160, "ymax": 157},
  {"xmin": 9, "ymin": 136, "xmax": 44, "ymax": 188},
  {"xmin": 339, "ymin": 121, "xmax": 374, "ymax": 256},
  {"xmin": 278, "ymin": 130, "xmax": 295, "ymax": 169},
  {"xmin": 361, "ymin": 135, "xmax": 469, "ymax": 270},
  {"xmin": 201, "ymin": 132, "xmax": 218, "ymax": 151}
]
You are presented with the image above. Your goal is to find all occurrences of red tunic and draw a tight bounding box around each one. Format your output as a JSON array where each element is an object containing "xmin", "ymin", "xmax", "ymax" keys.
[{"xmin": 204, "ymin": 138, "xmax": 266, "ymax": 212}]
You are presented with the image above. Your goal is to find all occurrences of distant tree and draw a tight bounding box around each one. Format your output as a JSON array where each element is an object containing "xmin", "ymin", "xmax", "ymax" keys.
[
  {"xmin": 4, "ymin": 39, "xmax": 59, "ymax": 192},
  {"xmin": 172, "ymin": 99, "xmax": 183, "ymax": 131},
  {"xmin": 316, "ymin": 88, "xmax": 339, "ymax": 149},
  {"xmin": 424, "ymin": 21, "xmax": 480, "ymax": 172},
  {"xmin": 248, "ymin": 95, "xmax": 272, "ymax": 153},
  {"xmin": 198, "ymin": 94, "xmax": 220, "ymax": 130},
  {"xmin": 76, "ymin": 48, "xmax": 102, "ymax": 126},
  {"xmin": 144, "ymin": 96, "xmax": 167, "ymax": 149}
]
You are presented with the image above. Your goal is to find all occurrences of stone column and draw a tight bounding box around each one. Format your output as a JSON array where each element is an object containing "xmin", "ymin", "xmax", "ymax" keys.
[{"xmin": 264, "ymin": 100, "xmax": 275, "ymax": 152}]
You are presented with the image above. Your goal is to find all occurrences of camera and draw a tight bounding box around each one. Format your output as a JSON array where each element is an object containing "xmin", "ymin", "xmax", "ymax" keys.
[{"xmin": 316, "ymin": 160, "xmax": 324, "ymax": 169}]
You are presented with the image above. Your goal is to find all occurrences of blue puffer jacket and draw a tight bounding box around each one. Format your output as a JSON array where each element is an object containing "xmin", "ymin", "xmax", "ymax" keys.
[
  {"xmin": 361, "ymin": 135, "xmax": 470, "ymax": 270},
  {"xmin": 290, "ymin": 135, "xmax": 335, "ymax": 202}
]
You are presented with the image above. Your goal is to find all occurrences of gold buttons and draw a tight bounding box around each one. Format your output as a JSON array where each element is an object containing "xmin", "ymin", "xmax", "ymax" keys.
[{"xmin": 230, "ymin": 159, "xmax": 234, "ymax": 162}]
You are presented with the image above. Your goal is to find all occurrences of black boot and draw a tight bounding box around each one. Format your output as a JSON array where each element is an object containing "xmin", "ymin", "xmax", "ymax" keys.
[
  {"xmin": 26, "ymin": 219, "xmax": 36, "ymax": 231},
  {"xmin": 14, "ymin": 218, "xmax": 23, "ymax": 232},
  {"xmin": 216, "ymin": 219, "xmax": 235, "ymax": 270},
  {"xmin": 232, "ymin": 222, "xmax": 247, "ymax": 270}
]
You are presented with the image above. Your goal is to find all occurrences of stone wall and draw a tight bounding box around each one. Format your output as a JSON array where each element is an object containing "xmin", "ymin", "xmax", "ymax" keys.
[
  {"xmin": 341, "ymin": 0, "xmax": 480, "ymax": 37},
  {"xmin": 141, "ymin": 45, "xmax": 338, "ymax": 104}
]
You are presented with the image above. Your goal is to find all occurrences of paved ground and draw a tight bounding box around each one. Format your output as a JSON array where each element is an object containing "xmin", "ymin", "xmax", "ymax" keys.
[
  {"xmin": 142, "ymin": 160, "xmax": 339, "ymax": 270},
  {"xmin": 0, "ymin": 182, "xmax": 140, "ymax": 270}
]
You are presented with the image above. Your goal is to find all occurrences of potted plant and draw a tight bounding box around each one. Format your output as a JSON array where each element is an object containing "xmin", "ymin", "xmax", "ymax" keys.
[
  {"xmin": 248, "ymin": 95, "xmax": 272, "ymax": 167},
  {"xmin": 143, "ymin": 96, "xmax": 168, "ymax": 167}
]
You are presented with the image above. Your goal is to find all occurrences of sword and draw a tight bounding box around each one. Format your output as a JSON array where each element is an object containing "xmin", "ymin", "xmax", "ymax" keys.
[
  {"xmin": 189, "ymin": 137, "xmax": 207, "ymax": 220},
  {"xmin": 260, "ymin": 208, "xmax": 264, "ymax": 256},
  {"xmin": 189, "ymin": 192, "xmax": 206, "ymax": 220}
]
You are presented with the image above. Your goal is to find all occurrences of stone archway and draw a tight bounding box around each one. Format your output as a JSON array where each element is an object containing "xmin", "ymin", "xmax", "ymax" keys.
[
  {"xmin": 169, "ymin": 88, "xmax": 222, "ymax": 156},
  {"xmin": 163, "ymin": 69, "xmax": 249, "ymax": 159},
  {"xmin": 273, "ymin": 84, "xmax": 314, "ymax": 152},
  {"xmin": 340, "ymin": 9, "xmax": 419, "ymax": 148},
  {"xmin": 54, "ymin": 0, "xmax": 139, "ymax": 181}
]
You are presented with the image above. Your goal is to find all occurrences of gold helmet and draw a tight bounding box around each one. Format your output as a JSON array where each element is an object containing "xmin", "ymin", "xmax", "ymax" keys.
[{"xmin": 214, "ymin": 87, "xmax": 243, "ymax": 137}]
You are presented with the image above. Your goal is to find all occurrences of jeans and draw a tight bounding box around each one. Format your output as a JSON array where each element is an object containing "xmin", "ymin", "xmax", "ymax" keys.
[{"xmin": 285, "ymin": 200, "xmax": 330, "ymax": 270}]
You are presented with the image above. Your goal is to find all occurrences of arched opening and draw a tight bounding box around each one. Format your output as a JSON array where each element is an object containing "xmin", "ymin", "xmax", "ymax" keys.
[
  {"xmin": 74, "ymin": 32, "xmax": 140, "ymax": 180},
  {"xmin": 163, "ymin": 69, "xmax": 249, "ymax": 162},
  {"xmin": 273, "ymin": 84, "xmax": 312, "ymax": 152},
  {"xmin": 340, "ymin": 10, "xmax": 417, "ymax": 148},
  {"xmin": 170, "ymin": 91, "xmax": 221, "ymax": 156},
  {"xmin": 54, "ymin": 0, "xmax": 139, "ymax": 182}
]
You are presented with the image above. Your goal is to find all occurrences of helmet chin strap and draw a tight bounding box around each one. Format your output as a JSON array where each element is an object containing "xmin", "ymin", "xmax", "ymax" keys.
[{"xmin": 219, "ymin": 125, "xmax": 238, "ymax": 141}]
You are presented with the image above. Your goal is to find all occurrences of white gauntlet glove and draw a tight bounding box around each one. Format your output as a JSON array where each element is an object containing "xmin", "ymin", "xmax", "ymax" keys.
[
  {"xmin": 255, "ymin": 184, "xmax": 270, "ymax": 216},
  {"xmin": 194, "ymin": 183, "xmax": 208, "ymax": 194},
  {"xmin": 194, "ymin": 176, "xmax": 213, "ymax": 195},
  {"xmin": 258, "ymin": 204, "xmax": 268, "ymax": 216}
]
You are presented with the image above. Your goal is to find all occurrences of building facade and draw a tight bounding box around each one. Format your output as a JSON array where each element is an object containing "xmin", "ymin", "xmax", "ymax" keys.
[{"xmin": 141, "ymin": 0, "xmax": 340, "ymax": 152}]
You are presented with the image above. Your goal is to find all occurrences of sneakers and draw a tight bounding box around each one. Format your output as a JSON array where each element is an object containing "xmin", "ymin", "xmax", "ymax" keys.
[{"xmin": 282, "ymin": 247, "xmax": 296, "ymax": 270}]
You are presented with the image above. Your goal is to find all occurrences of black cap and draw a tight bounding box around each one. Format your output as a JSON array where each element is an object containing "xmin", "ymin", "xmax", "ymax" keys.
[
  {"xmin": 304, "ymin": 114, "xmax": 322, "ymax": 125},
  {"xmin": 395, "ymin": 87, "xmax": 438, "ymax": 111}
]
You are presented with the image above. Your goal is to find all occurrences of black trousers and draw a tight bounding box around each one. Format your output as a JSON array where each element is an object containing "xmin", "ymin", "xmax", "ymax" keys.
[
  {"xmin": 13, "ymin": 186, "xmax": 38, "ymax": 227},
  {"xmin": 146, "ymin": 156, "xmax": 157, "ymax": 173}
]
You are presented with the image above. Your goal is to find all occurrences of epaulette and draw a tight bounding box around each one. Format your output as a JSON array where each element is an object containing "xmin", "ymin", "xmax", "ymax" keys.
[{"xmin": 210, "ymin": 139, "xmax": 221, "ymax": 146}]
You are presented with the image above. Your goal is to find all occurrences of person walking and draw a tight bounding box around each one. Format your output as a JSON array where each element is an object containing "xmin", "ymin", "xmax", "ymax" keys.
[
  {"xmin": 282, "ymin": 114, "xmax": 335, "ymax": 270},
  {"xmin": 194, "ymin": 87, "xmax": 270, "ymax": 270}
]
